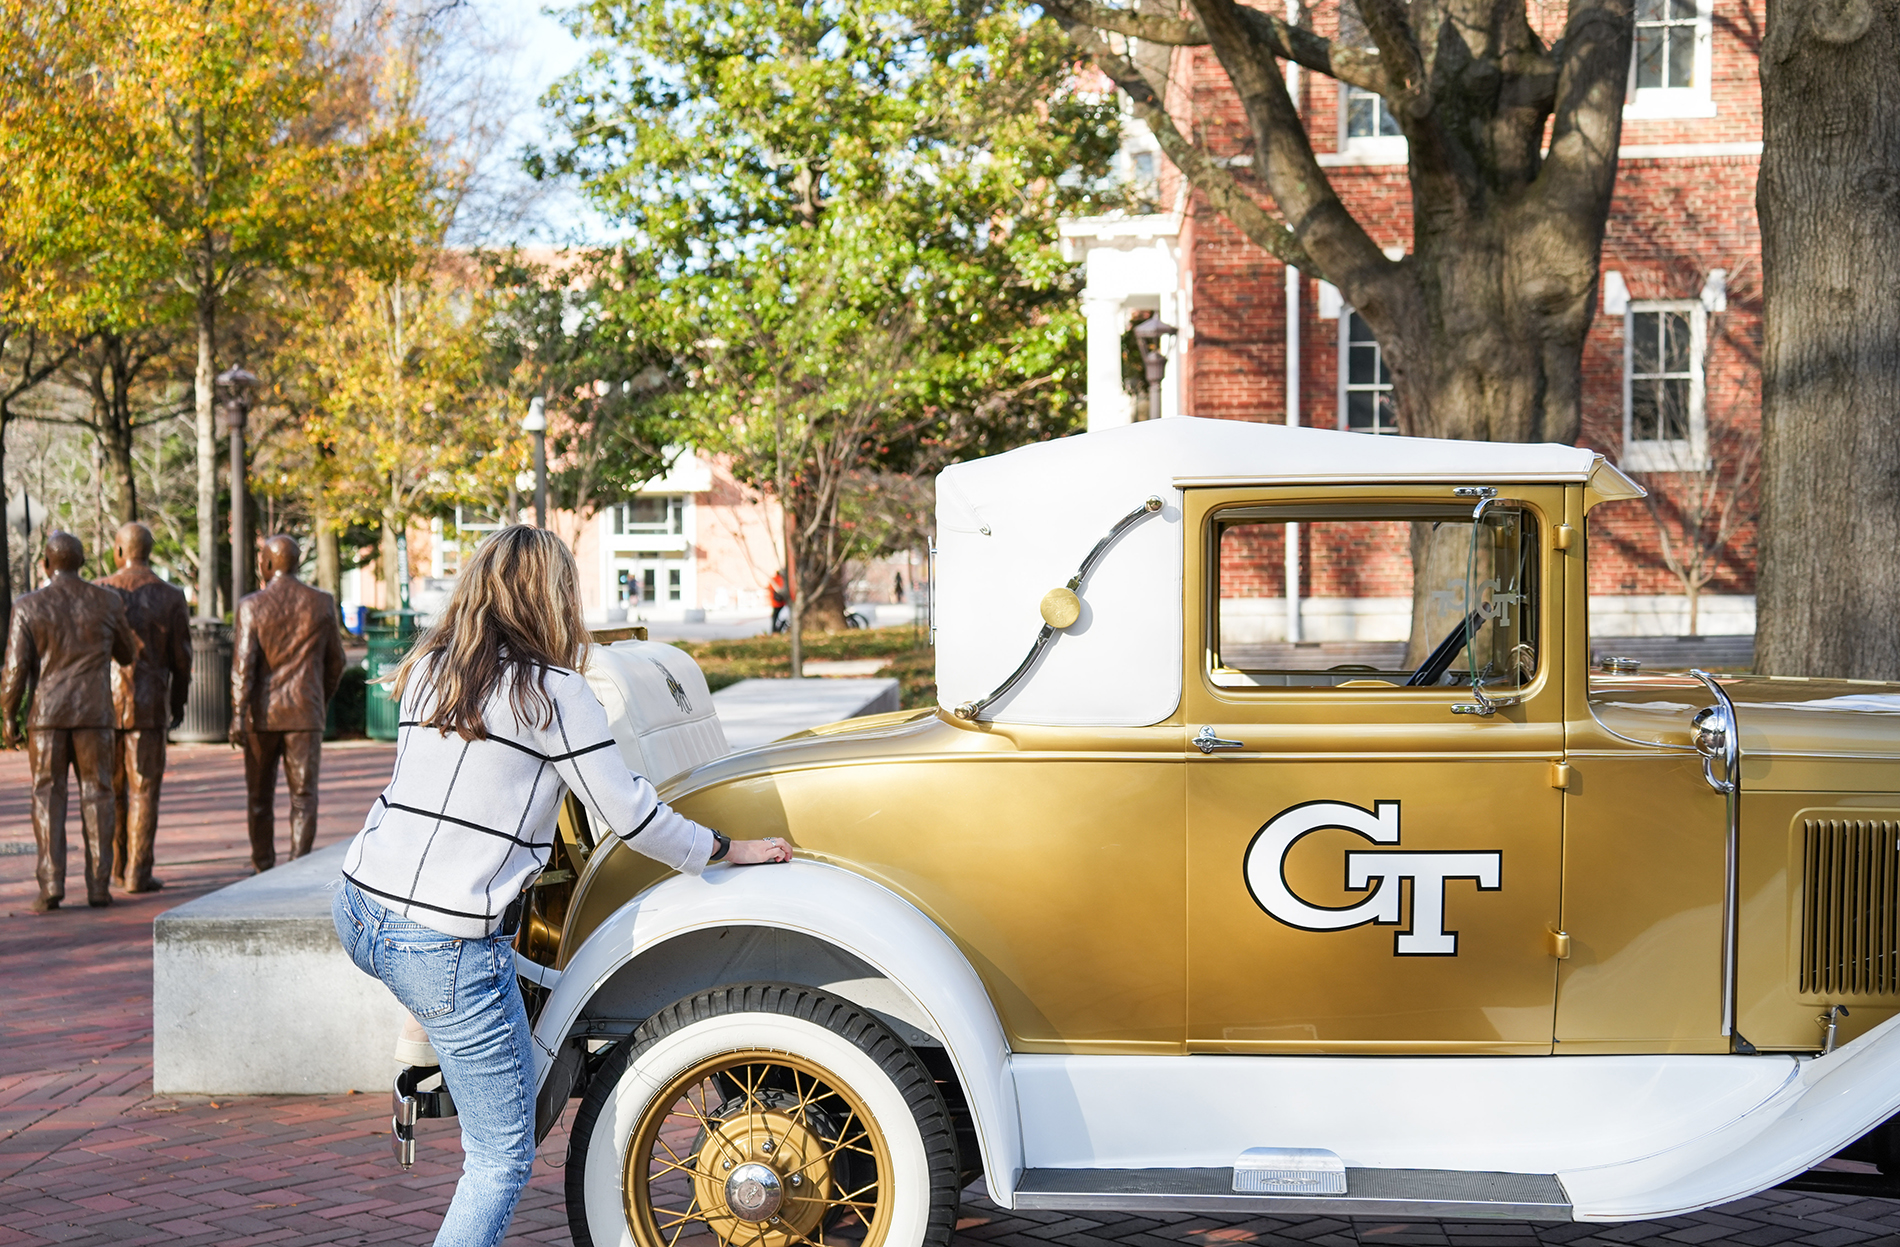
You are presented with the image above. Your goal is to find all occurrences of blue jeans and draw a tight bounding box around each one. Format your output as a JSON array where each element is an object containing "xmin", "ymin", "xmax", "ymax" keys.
[{"xmin": 333, "ymin": 879, "xmax": 536, "ymax": 1247}]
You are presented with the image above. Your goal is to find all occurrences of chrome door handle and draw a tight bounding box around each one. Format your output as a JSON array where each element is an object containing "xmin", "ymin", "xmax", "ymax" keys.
[{"xmin": 1193, "ymin": 726, "xmax": 1245, "ymax": 754}]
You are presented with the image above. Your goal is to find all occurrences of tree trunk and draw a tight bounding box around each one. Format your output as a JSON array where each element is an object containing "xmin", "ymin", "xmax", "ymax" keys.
[
  {"xmin": 1405, "ymin": 522, "xmax": 1473, "ymax": 669},
  {"xmin": 315, "ymin": 497, "xmax": 341, "ymax": 605},
  {"xmin": 0, "ymin": 406, "xmax": 10, "ymax": 649},
  {"xmin": 87, "ymin": 333, "xmax": 140, "ymax": 526},
  {"xmin": 1756, "ymin": 0, "xmax": 1900, "ymax": 680},
  {"xmin": 194, "ymin": 290, "xmax": 218, "ymax": 618}
]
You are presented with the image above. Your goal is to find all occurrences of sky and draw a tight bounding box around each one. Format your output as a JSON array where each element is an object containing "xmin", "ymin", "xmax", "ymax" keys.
[{"xmin": 471, "ymin": 0, "xmax": 614, "ymax": 246}]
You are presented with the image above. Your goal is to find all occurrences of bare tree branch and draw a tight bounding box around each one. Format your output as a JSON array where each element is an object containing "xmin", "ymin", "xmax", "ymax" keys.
[
  {"xmin": 1183, "ymin": 0, "xmax": 1396, "ymax": 300},
  {"xmin": 1045, "ymin": 0, "xmax": 1391, "ymax": 95},
  {"xmin": 1050, "ymin": 15, "xmax": 1314, "ymax": 269}
]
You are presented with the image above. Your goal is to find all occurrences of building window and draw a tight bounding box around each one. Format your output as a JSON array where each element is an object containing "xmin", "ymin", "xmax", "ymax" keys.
[
  {"xmin": 1622, "ymin": 301, "xmax": 1708, "ymax": 471},
  {"xmin": 1344, "ymin": 85, "xmax": 1401, "ymax": 140},
  {"xmin": 1625, "ymin": 0, "xmax": 1713, "ymax": 118},
  {"xmin": 612, "ymin": 495, "xmax": 683, "ymax": 535},
  {"xmin": 1339, "ymin": 310, "xmax": 1398, "ymax": 434}
]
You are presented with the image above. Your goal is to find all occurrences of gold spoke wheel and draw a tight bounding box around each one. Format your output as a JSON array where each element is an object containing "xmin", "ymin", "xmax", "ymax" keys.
[{"xmin": 625, "ymin": 1050, "xmax": 894, "ymax": 1247}]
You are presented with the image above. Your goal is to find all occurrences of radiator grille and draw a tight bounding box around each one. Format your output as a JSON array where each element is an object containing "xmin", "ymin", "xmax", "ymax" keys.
[{"xmin": 1802, "ymin": 819, "xmax": 1900, "ymax": 996}]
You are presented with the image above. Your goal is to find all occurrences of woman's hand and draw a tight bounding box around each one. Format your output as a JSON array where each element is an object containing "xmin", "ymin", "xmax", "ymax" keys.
[{"xmin": 725, "ymin": 837, "xmax": 793, "ymax": 865}]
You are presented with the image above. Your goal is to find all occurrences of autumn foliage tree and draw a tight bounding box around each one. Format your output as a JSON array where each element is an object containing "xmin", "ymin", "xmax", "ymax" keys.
[{"xmin": 46, "ymin": 0, "xmax": 435, "ymax": 614}]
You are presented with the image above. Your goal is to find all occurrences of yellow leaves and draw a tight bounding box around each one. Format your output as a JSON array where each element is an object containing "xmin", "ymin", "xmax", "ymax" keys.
[{"xmin": 284, "ymin": 265, "xmax": 514, "ymax": 531}]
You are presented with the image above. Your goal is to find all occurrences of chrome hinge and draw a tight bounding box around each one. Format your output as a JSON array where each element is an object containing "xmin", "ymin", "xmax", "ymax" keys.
[{"xmin": 1193, "ymin": 725, "xmax": 1245, "ymax": 754}]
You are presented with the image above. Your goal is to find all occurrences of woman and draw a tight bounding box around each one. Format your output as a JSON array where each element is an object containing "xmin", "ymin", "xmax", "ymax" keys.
[{"xmin": 332, "ymin": 525, "xmax": 788, "ymax": 1247}]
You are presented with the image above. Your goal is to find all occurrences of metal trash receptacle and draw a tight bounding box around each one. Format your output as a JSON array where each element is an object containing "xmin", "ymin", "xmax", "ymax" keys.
[
  {"xmin": 172, "ymin": 619, "xmax": 233, "ymax": 743},
  {"xmin": 364, "ymin": 612, "xmax": 419, "ymax": 741}
]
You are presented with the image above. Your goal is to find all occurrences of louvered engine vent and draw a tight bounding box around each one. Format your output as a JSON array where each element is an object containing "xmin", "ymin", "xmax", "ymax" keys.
[{"xmin": 1802, "ymin": 818, "xmax": 1900, "ymax": 997}]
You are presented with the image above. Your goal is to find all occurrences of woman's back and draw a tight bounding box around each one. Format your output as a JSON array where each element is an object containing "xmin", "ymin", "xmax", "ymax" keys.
[{"xmin": 342, "ymin": 657, "xmax": 713, "ymax": 940}]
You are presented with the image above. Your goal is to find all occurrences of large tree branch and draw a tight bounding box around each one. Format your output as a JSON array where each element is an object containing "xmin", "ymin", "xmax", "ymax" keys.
[
  {"xmin": 1535, "ymin": 0, "xmax": 1633, "ymax": 214},
  {"xmin": 1183, "ymin": 0, "xmax": 1397, "ymax": 301},
  {"xmin": 1053, "ymin": 15, "xmax": 1314, "ymax": 270},
  {"xmin": 1353, "ymin": 0, "xmax": 1429, "ymax": 110},
  {"xmin": 1045, "ymin": 0, "xmax": 1390, "ymax": 96}
]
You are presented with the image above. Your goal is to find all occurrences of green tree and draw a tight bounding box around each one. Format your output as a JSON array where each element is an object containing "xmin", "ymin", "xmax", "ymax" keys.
[{"xmin": 538, "ymin": 0, "xmax": 1119, "ymax": 654}]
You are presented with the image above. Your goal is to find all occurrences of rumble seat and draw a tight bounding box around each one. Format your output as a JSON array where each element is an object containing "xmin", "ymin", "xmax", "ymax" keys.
[{"xmin": 583, "ymin": 639, "xmax": 730, "ymax": 786}]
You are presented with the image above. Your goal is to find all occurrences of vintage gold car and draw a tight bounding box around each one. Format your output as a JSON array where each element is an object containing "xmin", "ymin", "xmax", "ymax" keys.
[{"xmin": 474, "ymin": 417, "xmax": 1900, "ymax": 1246}]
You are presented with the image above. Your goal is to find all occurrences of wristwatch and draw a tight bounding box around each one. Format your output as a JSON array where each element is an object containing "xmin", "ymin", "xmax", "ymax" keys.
[{"xmin": 709, "ymin": 831, "xmax": 731, "ymax": 862}]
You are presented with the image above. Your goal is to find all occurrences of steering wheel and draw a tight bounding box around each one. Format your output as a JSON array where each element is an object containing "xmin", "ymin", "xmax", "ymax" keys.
[{"xmin": 1406, "ymin": 609, "xmax": 1485, "ymax": 687}]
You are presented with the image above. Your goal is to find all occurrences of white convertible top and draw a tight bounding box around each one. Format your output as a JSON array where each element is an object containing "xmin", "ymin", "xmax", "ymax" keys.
[{"xmin": 933, "ymin": 417, "xmax": 1635, "ymax": 727}]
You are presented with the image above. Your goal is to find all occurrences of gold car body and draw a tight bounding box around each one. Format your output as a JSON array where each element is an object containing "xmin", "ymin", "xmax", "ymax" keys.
[{"xmin": 530, "ymin": 418, "xmax": 1900, "ymax": 1222}]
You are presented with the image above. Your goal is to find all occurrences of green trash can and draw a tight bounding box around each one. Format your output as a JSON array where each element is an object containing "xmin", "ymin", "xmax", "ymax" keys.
[{"xmin": 364, "ymin": 612, "xmax": 420, "ymax": 741}]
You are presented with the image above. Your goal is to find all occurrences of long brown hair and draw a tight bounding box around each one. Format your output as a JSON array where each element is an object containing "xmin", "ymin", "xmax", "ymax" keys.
[{"xmin": 387, "ymin": 525, "xmax": 590, "ymax": 740}]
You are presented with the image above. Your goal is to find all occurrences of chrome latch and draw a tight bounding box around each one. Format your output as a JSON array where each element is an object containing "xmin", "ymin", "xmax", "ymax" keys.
[
  {"xmin": 1451, "ymin": 694, "xmax": 1521, "ymax": 717},
  {"xmin": 1193, "ymin": 726, "xmax": 1245, "ymax": 754}
]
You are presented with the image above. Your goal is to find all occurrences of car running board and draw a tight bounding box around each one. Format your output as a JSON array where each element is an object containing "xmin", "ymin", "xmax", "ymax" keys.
[{"xmin": 1013, "ymin": 1167, "xmax": 1572, "ymax": 1221}]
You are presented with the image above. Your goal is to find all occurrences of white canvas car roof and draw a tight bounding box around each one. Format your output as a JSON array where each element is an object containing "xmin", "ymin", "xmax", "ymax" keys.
[{"xmin": 933, "ymin": 417, "xmax": 1635, "ymax": 728}]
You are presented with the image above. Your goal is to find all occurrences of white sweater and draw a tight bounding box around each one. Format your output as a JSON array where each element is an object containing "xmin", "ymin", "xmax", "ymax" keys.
[{"xmin": 340, "ymin": 659, "xmax": 717, "ymax": 938}]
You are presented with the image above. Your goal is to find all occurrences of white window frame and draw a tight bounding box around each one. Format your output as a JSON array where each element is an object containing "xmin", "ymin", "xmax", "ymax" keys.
[
  {"xmin": 1624, "ymin": 0, "xmax": 1715, "ymax": 120},
  {"xmin": 1621, "ymin": 299, "xmax": 1709, "ymax": 472},
  {"xmin": 1334, "ymin": 83, "xmax": 1408, "ymax": 166},
  {"xmin": 1336, "ymin": 305, "xmax": 1399, "ymax": 435}
]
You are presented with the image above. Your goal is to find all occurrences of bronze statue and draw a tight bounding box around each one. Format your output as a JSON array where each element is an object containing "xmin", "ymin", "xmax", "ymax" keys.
[
  {"xmin": 231, "ymin": 534, "xmax": 346, "ymax": 872},
  {"xmin": 1, "ymin": 532, "xmax": 139, "ymax": 911},
  {"xmin": 99, "ymin": 521, "xmax": 192, "ymax": 893}
]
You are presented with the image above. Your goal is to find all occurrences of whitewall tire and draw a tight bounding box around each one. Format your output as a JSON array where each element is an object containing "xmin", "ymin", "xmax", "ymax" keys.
[{"xmin": 566, "ymin": 982, "xmax": 962, "ymax": 1247}]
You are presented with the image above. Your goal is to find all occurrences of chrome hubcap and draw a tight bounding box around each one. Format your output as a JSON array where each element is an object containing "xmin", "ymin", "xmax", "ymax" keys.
[{"xmin": 724, "ymin": 1162, "xmax": 783, "ymax": 1222}]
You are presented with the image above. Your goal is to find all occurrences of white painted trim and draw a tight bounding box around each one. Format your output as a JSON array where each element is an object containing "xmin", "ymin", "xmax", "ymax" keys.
[
  {"xmin": 534, "ymin": 860, "xmax": 1023, "ymax": 1202},
  {"xmin": 1618, "ymin": 141, "xmax": 1762, "ymax": 159},
  {"xmin": 1012, "ymin": 1052, "xmax": 1797, "ymax": 1189},
  {"xmin": 1316, "ymin": 147, "xmax": 1406, "ymax": 168}
]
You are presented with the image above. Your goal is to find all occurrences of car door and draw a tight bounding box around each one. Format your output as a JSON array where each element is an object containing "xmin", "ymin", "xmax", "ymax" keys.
[{"xmin": 1182, "ymin": 484, "xmax": 1566, "ymax": 1054}]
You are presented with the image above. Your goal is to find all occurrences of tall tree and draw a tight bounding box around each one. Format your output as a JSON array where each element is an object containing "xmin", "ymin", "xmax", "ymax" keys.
[
  {"xmin": 1045, "ymin": 0, "xmax": 1634, "ymax": 446},
  {"xmin": 1754, "ymin": 0, "xmax": 1900, "ymax": 679},
  {"xmin": 286, "ymin": 267, "xmax": 516, "ymax": 606},
  {"xmin": 60, "ymin": 0, "xmax": 433, "ymax": 615},
  {"xmin": 540, "ymin": 0, "xmax": 1120, "ymax": 647}
]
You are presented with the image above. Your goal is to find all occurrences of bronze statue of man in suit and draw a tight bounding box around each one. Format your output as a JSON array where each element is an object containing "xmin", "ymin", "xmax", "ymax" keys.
[
  {"xmin": 231, "ymin": 534, "xmax": 346, "ymax": 871},
  {"xmin": 1, "ymin": 532, "xmax": 139, "ymax": 910},
  {"xmin": 99, "ymin": 521, "xmax": 192, "ymax": 893}
]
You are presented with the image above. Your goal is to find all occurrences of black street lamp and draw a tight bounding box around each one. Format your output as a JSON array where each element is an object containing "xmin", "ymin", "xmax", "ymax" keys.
[
  {"xmin": 218, "ymin": 366, "xmax": 259, "ymax": 610},
  {"xmin": 1133, "ymin": 316, "xmax": 1177, "ymax": 421},
  {"xmin": 523, "ymin": 396, "xmax": 548, "ymax": 528}
]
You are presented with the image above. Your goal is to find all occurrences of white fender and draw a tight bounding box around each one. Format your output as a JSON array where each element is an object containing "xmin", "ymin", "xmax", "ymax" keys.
[
  {"xmin": 1563, "ymin": 1010, "xmax": 1900, "ymax": 1220},
  {"xmin": 530, "ymin": 858, "xmax": 1023, "ymax": 1202}
]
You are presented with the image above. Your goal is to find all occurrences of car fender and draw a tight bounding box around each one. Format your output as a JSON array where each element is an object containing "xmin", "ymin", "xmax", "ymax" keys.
[{"xmin": 528, "ymin": 858, "xmax": 1023, "ymax": 1201}]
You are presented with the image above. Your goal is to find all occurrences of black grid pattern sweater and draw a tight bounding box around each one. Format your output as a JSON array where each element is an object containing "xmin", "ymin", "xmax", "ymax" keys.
[{"xmin": 341, "ymin": 660, "xmax": 716, "ymax": 938}]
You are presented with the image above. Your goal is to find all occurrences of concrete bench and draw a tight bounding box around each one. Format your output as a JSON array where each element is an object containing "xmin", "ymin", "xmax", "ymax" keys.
[{"xmin": 153, "ymin": 676, "xmax": 902, "ymax": 1095}]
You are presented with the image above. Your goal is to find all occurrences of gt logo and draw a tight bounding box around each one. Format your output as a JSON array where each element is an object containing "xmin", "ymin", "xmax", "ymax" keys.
[{"xmin": 1242, "ymin": 800, "xmax": 1502, "ymax": 956}]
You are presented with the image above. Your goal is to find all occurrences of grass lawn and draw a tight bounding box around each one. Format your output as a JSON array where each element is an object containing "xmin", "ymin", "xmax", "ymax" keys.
[{"xmin": 671, "ymin": 625, "xmax": 937, "ymax": 710}]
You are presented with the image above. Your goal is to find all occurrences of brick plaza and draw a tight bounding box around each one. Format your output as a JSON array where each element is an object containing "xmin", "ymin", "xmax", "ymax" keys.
[{"xmin": 5, "ymin": 744, "xmax": 1900, "ymax": 1245}]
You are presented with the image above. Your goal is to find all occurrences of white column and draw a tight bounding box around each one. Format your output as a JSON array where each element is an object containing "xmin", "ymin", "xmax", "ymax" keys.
[{"xmin": 1084, "ymin": 294, "xmax": 1131, "ymax": 432}]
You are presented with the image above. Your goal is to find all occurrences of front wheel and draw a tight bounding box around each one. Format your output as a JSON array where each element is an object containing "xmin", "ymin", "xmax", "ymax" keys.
[{"xmin": 567, "ymin": 983, "xmax": 962, "ymax": 1247}]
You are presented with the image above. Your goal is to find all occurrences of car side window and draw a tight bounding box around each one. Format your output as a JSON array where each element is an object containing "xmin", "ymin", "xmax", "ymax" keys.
[{"xmin": 1210, "ymin": 502, "xmax": 1539, "ymax": 690}]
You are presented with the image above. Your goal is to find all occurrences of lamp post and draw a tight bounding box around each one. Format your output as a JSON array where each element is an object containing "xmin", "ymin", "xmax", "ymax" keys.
[
  {"xmin": 1133, "ymin": 316, "xmax": 1177, "ymax": 421},
  {"xmin": 218, "ymin": 366, "xmax": 258, "ymax": 610},
  {"xmin": 523, "ymin": 396, "xmax": 548, "ymax": 528}
]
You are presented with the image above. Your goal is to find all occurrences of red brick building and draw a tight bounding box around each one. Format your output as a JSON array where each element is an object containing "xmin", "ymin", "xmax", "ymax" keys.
[{"xmin": 1059, "ymin": 0, "xmax": 1762, "ymax": 640}]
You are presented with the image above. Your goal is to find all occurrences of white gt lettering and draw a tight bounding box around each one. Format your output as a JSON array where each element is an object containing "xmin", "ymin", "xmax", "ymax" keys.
[{"xmin": 1242, "ymin": 800, "xmax": 1503, "ymax": 956}]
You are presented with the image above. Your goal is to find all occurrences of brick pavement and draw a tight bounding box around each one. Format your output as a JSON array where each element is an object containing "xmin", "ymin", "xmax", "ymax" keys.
[{"xmin": 5, "ymin": 744, "xmax": 1900, "ymax": 1245}]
